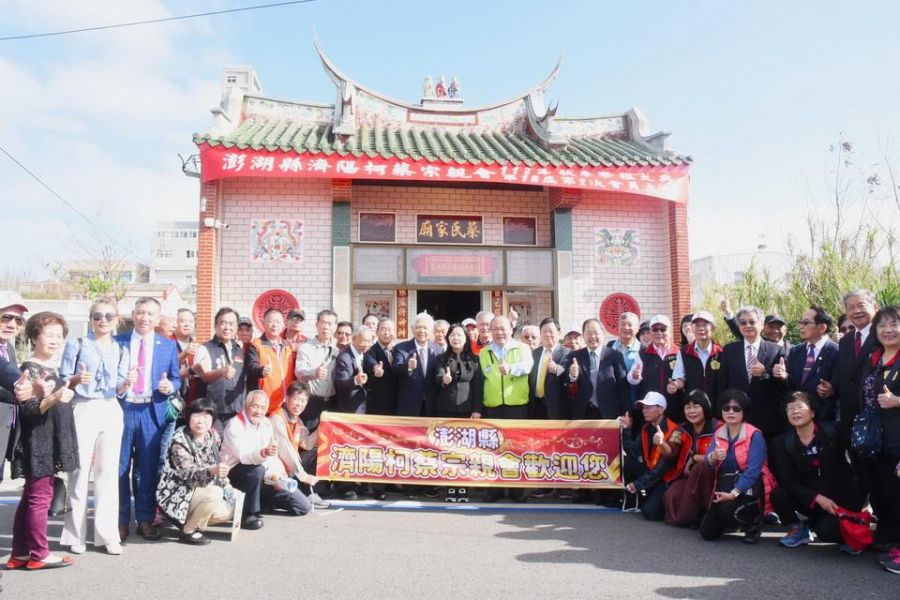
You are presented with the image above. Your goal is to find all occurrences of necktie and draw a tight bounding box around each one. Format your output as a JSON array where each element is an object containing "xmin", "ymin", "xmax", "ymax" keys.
[
  {"xmin": 746, "ymin": 345, "xmax": 756, "ymax": 382},
  {"xmin": 134, "ymin": 337, "xmax": 146, "ymax": 396},
  {"xmin": 536, "ymin": 350, "xmax": 550, "ymax": 398},
  {"xmin": 0, "ymin": 343, "xmax": 8, "ymax": 362},
  {"xmin": 418, "ymin": 346, "xmax": 426, "ymax": 373},
  {"xmin": 854, "ymin": 331, "xmax": 862, "ymax": 359},
  {"xmin": 590, "ymin": 351, "xmax": 599, "ymax": 407},
  {"xmin": 801, "ymin": 344, "xmax": 816, "ymax": 384}
]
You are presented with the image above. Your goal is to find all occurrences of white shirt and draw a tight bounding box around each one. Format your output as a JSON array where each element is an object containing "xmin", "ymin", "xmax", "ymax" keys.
[
  {"xmin": 221, "ymin": 411, "xmax": 274, "ymax": 467},
  {"xmin": 805, "ymin": 336, "xmax": 829, "ymax": 361},
  {"xmin": 296, "ymin": 336, "xmax": 337, "ymax": 397},
  {"xmin": 487, "ymin": 340, "xmax": 534, "ymax": 376},
  {"xmin": 192, "ymin": 338, "xmax": 235, "ymax": 372},
  {"xmin": 128, "ymin": 330, "xmax": 155, "ymax": 398},
  {"xmin": 858, "ymin": 324, "xmax": 872, "ymax": 346},
  {"xmin": 743, "ymin": 339, "xmax": 762, "ymax": 361}
]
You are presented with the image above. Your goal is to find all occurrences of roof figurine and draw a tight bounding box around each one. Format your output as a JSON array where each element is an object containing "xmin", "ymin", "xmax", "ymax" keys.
[
  {"xmin": 448, "ymin": 76, "xmax": 461, "ymax": 99},
  {"xmin": 423, "ymin": 75, "xmax": 435, "ymax": 100},
  {"xmin": 435, "ymin": 76, "xmax": 447, "ymax": 98}
]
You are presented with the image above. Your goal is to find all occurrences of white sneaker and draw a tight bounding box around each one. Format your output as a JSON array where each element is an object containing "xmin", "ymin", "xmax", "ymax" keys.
[
  {"xmin": 69, "ymin": 544, "xmax": 87, "ymax": 555},
  {"xmin": 105, "ymin": 542, "xmax": 123, "ymax": 555}
]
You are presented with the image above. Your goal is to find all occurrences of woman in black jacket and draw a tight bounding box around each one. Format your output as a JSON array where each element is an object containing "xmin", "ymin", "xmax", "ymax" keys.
[
  {"xmin": 772, "ymin": 391, "xmax": 864, "ymax": 552},
  {"xmin": 435, "ymin": 324, "xmax": 483, "ymax": 418}
]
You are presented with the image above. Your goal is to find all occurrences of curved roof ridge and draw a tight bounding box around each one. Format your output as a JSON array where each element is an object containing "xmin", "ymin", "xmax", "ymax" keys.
[{"xmin": 314, "ymin": 38, "xmax": 562, "ymax": 114}]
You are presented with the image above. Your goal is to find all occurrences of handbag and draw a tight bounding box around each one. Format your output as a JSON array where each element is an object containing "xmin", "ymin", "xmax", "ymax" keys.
[
  {"xmin": 165, "ymin": 394, "xmax": 185, "ymax": 423},
  {"xmin": 850, "ymin": 405, "xmax": 883, "ymax": 458}
]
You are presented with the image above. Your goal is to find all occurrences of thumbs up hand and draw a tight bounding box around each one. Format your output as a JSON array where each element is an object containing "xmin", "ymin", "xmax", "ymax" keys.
[
  {"xmin": 878, "ymin": 385, "xmax": 899, "ymax": 409},
  {"xmin": 666, "ymin": 378, "xmax": 679, "ymax": 395},
  {"xmin": 58, "ymin": 386, "xmax": 74, "ymax": 404},
  {"xmin": 158, "ymin": 371, "xmax": 173, "ymax": 395},
  {"xmin": 632, "ymin": 360, "xmax": 643, "ymax": 380},
  {"xmin": 374, "ymin": 361, "xmax": 384, "ymax": 378},
  {"xmin": 14, "ymin": 371, "xmax": 32, "ymax": 401},
  {"xmin": 442, "ymin": 371, "xmax": 452, "ymax": 385},
  {"xmin": 407, "ymin": 354, "xmax": 417, "ymax": 371},
  {"xmin": 568, "ymin": 359, "xmax": 580, "ymax": 380},
  {"xmin": 653, "ymin": 424, "xmax": 665, "ymax": 446},
  {"xmin": 772, "ymin": 357, "xmax": 787, "ymax": 380},
  {"xmin": 78, "ymin": 363, "xmax": 92, "ymax": 386},
  {"xmin": 34, "ymin": 373, "xmax": 56, "ymax": 399},
  {"xmin": 748, "ymin": 356, "xmax": 766, "ymax": 378}
]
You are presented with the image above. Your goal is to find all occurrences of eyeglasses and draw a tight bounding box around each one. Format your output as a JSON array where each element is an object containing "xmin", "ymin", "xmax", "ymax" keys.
[
  {"xmin": 721, "ymin": 404, "xmax": 743, "ymax": 413},
  {"xmin": 522, "ymin": 335, "xmax": 537, "ymax": 340},
  {"xmin": 91, "ymin": 312, "xmax": 116, "ymax": 322},
  {"xmin": 651, "ymin": 326, "xmax": 668, "ymax": 332},
  {"xmin": 738, "ymin": 320, "xmax": 757, "ymax": 326},
  {"xmin": 1, "ymin": 314, "xmax": 24, "ymax": 326}
]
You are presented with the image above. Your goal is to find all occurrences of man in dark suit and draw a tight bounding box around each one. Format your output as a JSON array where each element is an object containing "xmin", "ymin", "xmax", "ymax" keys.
[
  {"xmin": 392, "ymin": 313, "xmax": 441, "ymax": 417},
  {"xmin": 836, "ymin": 289, "xmax": 879, "ymax": 437},
  {"xmin": 0, "ymin": 292, "xmax": 28, "ymax": 482},
  {"xmin": 773, "ymin": 307, "xmax": 840, "ymax": 421},
  {"xmin": 335, "ymin": 326, "xmax": 374, "ymax": 414},
  {"xmin": 363, "ymin": 318, "xmax": 396, "ymax": 500},
  {"xmin": 116, "ymin": 297, "xmax": 180, "ymax": 542},
  {"xmin": 715, "ymin": 305, "xmax": 787, "ymax": 439},
  {"xmin": 567, "ymin": 319, "xmax": 630, "ymax": 420},
  {"xmin": 529, "ymin": 317, "xmax": 571, "ymax": 420}
]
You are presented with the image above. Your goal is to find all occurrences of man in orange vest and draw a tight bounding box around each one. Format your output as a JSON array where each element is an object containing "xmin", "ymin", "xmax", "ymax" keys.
[
  {"xmin": 246, "ymin": 308, "xmax": 296, "ymax": 415},
  {"xmin": 619, "ymin": 391, "xmax": 691, "ymax": 520}
]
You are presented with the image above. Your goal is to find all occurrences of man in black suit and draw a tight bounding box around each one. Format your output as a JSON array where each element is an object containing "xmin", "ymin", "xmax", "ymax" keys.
[
  {"xmin": 715, "ymin": 305, "xmax": 788, "ymax": 440},
  {"xmin": 773, "ymin": 307, "xmax": 840, "ymax": 421},
  {"xmin": 0, "ymin": 291, "xmax": 28, "ymax": 482},
  {"xmin": 392, "ymin": 313, "xmax": 441, "ymax": 418},
  {"xmin": 361, "ymin": 318, "xmax": 396, "ymax": 500},
  {"xmin": 835, "ymin": 289, "xmax": 879, "ymax": 437},
  {"xmin": 364, "ymin": 318, "xmax": 397, "ymax": 416},
  {"xmin": 567, "ymin": 319, "xmax": 630, "ymax": 420},
  {"xmin": 335, "ymin": 326, "xmax": 374, "ymax": 414},
  {"xmin": 529, "ymin": 317, "xmax": 571, "ymax": 420}
]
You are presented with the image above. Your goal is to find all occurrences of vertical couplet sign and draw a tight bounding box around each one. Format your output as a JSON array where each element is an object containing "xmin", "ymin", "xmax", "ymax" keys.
[{"xmin": 316, "ymin": 413, "xmax": 623, "ymax": 489}]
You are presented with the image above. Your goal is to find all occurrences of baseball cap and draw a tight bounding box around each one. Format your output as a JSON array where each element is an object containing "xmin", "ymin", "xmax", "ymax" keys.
[
  {"xmin": 0, "ymin": 291, "xmax": 28, "ymax": 313},
  {"xmin": 565, "ymin": 322, "xmax": 581, "ymax": 335},
  {"xmin": 691, "ymin": 310, "xmax": 716, "ymax": 325},
  {"xmin": 287, "ymin": 309, "xmax": 305, "ymax": 321},
  {"xmin": 637, "ymin": 391, "xmax": 667, "ymax": 410},
  {"xmin": 238, "ymin": 317, "xmax": 253, "ymax": 327},
  {"xmin": 764, "ymin": 314, "xmax": 785, "ymax": 326},
  {"xmin": 461, "ymin": 318, "xmax": 477, "ymax": 328},
  {"xmin": 649, "ymin": 315, "xmax": 672, "ymax": 329}
]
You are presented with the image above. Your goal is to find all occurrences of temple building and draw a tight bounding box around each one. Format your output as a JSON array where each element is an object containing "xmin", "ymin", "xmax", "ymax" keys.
[{"xmin": 191, "ymin": 43, "xmax": 692, "ymax": 338}]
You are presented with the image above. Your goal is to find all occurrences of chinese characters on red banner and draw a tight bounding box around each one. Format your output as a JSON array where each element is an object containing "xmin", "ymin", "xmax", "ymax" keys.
[
  {"xmin": 316, "ymin": 413, "xmax": 623, "ymax": 488},
  {"xmin": 200, "ymin": 144, "xmax": 689, "ymax": 203}
]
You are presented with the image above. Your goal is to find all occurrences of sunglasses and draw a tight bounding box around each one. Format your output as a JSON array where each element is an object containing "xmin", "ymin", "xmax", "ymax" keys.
[
  {"xmin": 722, "ymin": 404, "xmax": 743, "ymax": 413},
  {"xmin": 651, "ymin": 326, "xmax": 668, "ymax": 332},
  {"xmin": 91, "ymin": 312, "xmax": 117, "ymax": 322},
  {"xmin": 1, "ymin": 314, "xmax": 25, "ymax": 326},
  {"xmin": 840, "ymin": 325, "xmax": 856, "ymax": 334},
  {"xmin": 522, "ymin": 335, "xmax": 537, "ymax": 340}
]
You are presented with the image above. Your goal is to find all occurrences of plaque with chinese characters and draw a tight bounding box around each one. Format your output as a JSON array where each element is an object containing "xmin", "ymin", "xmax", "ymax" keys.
[{"xmin": 416, "ymin": 214, "xmax": 482, "ymax": 244}]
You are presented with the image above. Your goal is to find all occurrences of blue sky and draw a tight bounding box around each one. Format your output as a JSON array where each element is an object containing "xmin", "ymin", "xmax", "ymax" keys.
[{"xmin": 1, "ymin": 0, "xmax": 898, "ymax": 278}]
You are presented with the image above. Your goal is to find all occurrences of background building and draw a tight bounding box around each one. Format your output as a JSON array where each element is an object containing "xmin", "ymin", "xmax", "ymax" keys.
[
  {"xmin": 149, "ymin": 220, "xmax": 199, "ymax": 301},
  {"xmin": 190, "ymin": 46, "xmax": 693, "ymax": 338}
]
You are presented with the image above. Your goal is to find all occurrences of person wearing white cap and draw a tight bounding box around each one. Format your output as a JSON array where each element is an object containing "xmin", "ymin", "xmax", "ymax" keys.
[
  {"xmin": 461, "ymin": 318, "xmax": 478, "ymax": 343},
  {"xmin": 618, "ymin": 391, "xmax": 690, "ymax": 521},
  {"xmin": 674, "ymin": 311, "xmax": 724, "ymax": 407},
  {"xmin": 0, "ymin": 291, "xmax": 28, "ymax": 483},
  {"xmin": 632, "ymin": 315, "xmax": 685, "ymax": 421},
  {"xmin": 562, "ymin": 323, "xmax": 584, "ymax": 351}
]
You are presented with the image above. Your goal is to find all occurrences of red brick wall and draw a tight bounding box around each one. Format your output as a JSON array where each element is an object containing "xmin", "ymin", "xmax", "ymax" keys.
[
  {"xmin": 668, "ymin": 201, "xmax": 692, "ymax": 322},
  {"xmin": 571, "ymin": 191, "xmax": 673, "ymax": 332},
  {"xmin": 196, "ymin": 180, "xmax": 221, "ymax": 338}
]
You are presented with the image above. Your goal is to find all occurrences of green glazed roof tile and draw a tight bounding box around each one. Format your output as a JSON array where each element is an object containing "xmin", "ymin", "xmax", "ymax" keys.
[{"xmin": 195, "ymin": 119, "xmax": 692, "ymax": 167}]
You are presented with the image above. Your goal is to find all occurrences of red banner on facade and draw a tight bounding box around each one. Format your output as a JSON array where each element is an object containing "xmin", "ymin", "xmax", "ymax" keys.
[
  {"xmin": 198, "ymin": 143, "xmax": 689, "ymax": 203},
  {"xmin": 315, "ymin": 412, "xmax": 623, "ymax": 488}
]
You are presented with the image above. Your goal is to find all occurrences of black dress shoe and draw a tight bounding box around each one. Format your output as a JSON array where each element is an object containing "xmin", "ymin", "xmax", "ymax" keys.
[
  {"xmin": 118, "ymin": 524, "xmax": 129, "ymax": 543},
  {"xmin": 373, "ymin": 491, "xmax": 387, "ymax": 500},
  {"xmin": 341, "ymin": 490, "xmax": 359, "ymax": 501},
  {"xmin": 179, "ymin": 530, "xmax": 211, "ymax": 545},
  {"xmin": 243, "ymin": 515, "xmax": 264, "ymax": 530},
  {"xmin": 137, "ymin": 522, "xmax": 161, "ymax": 541}
]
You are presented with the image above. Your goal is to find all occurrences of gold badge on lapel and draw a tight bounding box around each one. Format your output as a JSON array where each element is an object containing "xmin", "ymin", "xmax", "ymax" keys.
[{"xmin": 710, "ymin": 359, "xmax": 721, "ymax": 371}]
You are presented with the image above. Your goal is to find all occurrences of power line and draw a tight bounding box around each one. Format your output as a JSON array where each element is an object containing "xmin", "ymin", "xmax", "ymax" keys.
[
  {"xmin": 0, "ymin": 0, "xmax": 319, "ymax": 42},
  {"xmin": 0, "ymin": 143, "xmax": 153, "ymax": 266}
]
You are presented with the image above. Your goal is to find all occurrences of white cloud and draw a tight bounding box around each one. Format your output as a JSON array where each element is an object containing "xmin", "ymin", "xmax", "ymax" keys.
[{"xmin": 0, "ymin": 1, "xmax": 232, "ymax": 278}]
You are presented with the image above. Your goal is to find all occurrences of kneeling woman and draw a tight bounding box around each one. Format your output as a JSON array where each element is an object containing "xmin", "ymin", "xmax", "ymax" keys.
[
  {"xmin": 700, "ymin": 389, "xmax": 772, "ymax": 543},
  {"xmin": 664, "ymin": 390, "xmax": 719, "ymax": 527},
  {"xmin": 223, "ymin": 390, "xmax": 312, "ymax": 530},
  {"xmin": 157, "ymin": 398, "xmax": 233, "ymax": 545},
  {"xmin": 773, "ymin": 392, "xmax": 865, "ymax": 550}
]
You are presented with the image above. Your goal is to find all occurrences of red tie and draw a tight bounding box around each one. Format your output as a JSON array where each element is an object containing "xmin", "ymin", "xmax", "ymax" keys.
[{"xmin": 854, "ymin": 331, "xmax": 862, "ymax": 359}]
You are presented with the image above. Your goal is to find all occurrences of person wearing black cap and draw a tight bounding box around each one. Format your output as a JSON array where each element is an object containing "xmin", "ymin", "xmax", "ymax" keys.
[
  {"xmin": 283, "ymin": 309, "xmax": 307, "ymax": 350},
  {"xmin": 763, "ymin": 314, "xmax": 791, "ymax": 352},
  {"xmin": 236, "ymin": 317, "xmax": 254, "ymax": 347}
]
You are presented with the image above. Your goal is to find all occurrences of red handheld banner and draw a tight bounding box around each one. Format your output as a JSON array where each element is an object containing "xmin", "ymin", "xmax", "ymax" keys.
[{"xmin": 316, "ymin": 412, "xmax": 623, "ymax": 489}]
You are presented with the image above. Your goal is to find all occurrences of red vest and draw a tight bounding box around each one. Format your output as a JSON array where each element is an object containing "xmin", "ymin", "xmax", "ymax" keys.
[{"xmin": 640, "ymin": 417, "xmax": 692, "ymax": 483}]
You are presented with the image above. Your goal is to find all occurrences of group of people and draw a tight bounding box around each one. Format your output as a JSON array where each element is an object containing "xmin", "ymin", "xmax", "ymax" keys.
[{"xmin": 0, "ymin": 287, "xmax": 898, "ymax": 575}]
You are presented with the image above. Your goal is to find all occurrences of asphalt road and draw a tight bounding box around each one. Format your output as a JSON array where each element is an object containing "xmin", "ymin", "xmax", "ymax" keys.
[{"xmin": 0, "ymin": 483, "xmax": 895, "ymax": 600}]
